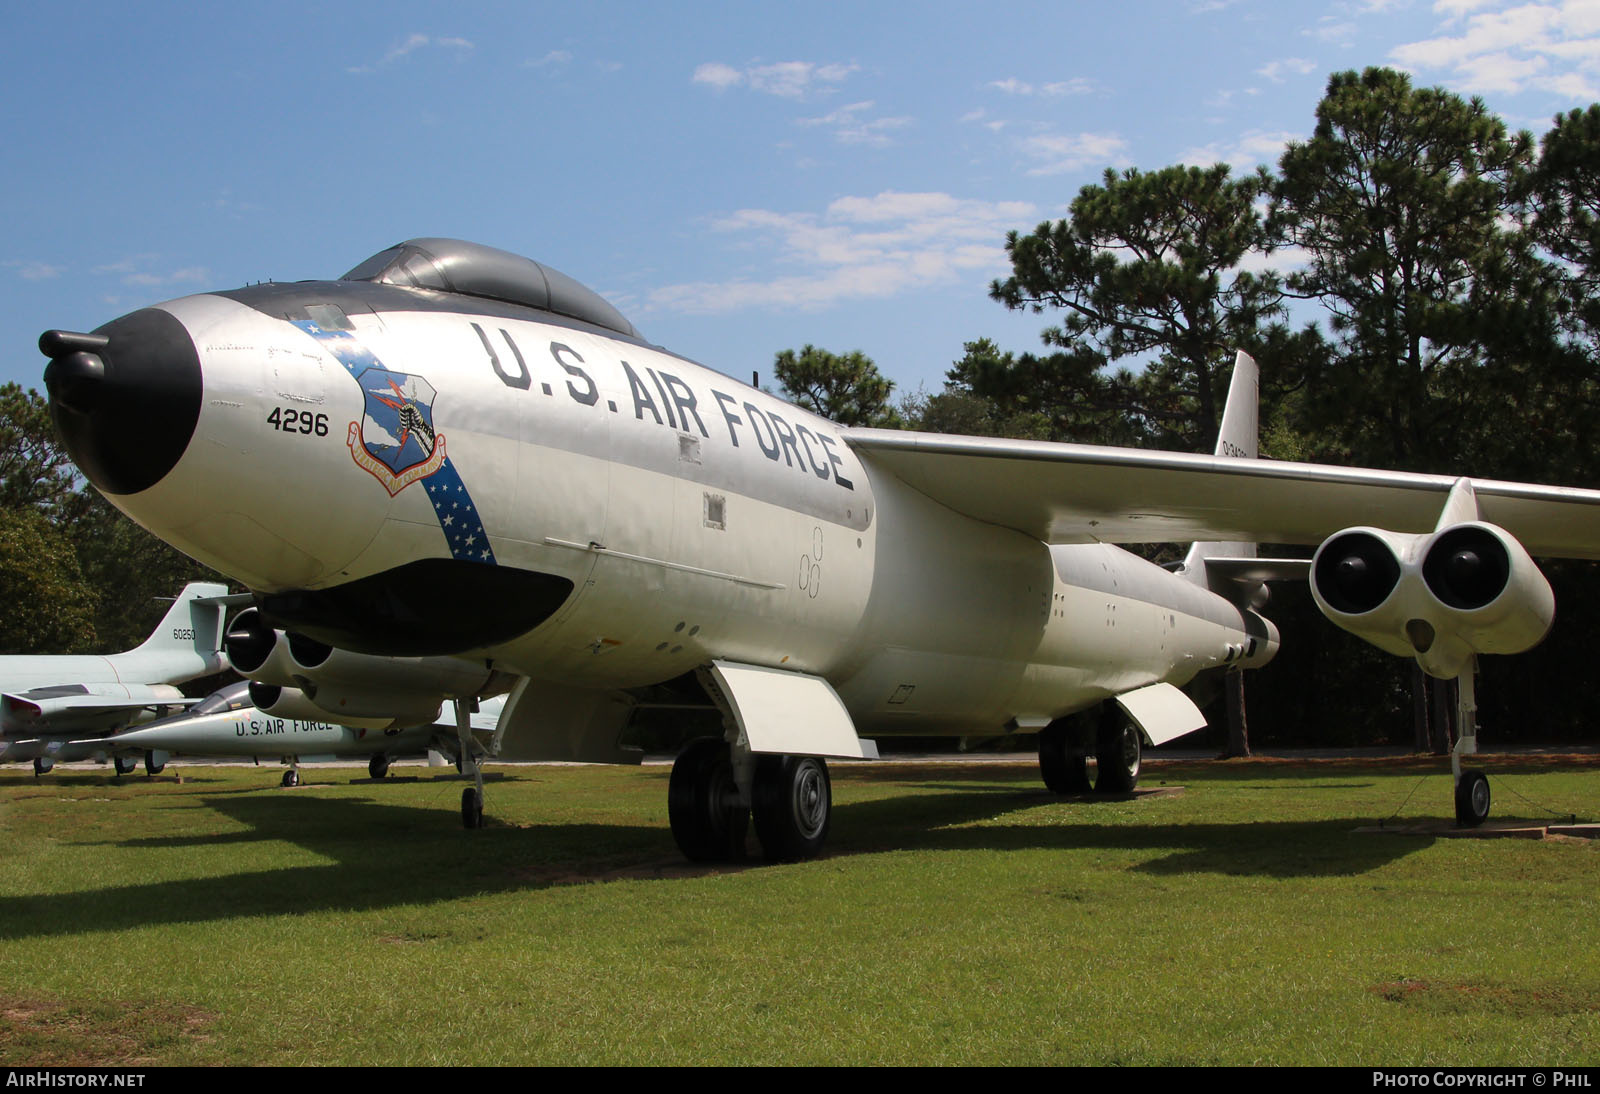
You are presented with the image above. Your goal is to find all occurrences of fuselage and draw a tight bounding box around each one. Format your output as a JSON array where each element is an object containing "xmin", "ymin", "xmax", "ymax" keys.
[{"xmin": 47, "ymin": 251, "xmax": 1273, "ymax": 739}]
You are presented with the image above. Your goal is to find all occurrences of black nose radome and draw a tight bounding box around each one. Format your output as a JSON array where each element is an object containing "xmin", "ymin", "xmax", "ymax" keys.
[{"xmin": 40, "ymin": 308, "xmax": 202, "ymax": 495}]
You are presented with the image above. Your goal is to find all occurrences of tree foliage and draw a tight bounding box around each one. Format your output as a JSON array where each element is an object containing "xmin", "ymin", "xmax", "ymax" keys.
[
  {"xmin": 773, "ymin": 344, "xmax": 901, "ymax": 427},
  {"xmin": 1271, "ymin": 67, "xmax": 1555, "ymax": 472},
  {"xmin": 0, "ymin": 508, "xmax": 98, "ymax": 655},
  {"xmin": 989, "ymin": 164, "xmax": 1287, "ymax": 451},
  {"xmin": 0, "ymin": 383, "xmax": 227, "ymax": 655}
]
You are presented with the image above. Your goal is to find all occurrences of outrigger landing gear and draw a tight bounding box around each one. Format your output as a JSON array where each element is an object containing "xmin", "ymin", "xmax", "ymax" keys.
[{"xmin": 1451, "ymin": 664, "xmax": 1490, "ymax": 827}]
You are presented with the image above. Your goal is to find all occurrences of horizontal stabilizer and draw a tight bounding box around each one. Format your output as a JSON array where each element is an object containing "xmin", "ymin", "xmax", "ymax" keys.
[
  {"xmin": 708, "ymin": 661, "xmax": 875, "ymax": 759},
  {"xmin": 1200, "ymin": 558, "xmax": 1311, "ymax": 584},
  {"xmin": 1113, "ymin": 682, "xmax": 1208, "ymax": 747}
]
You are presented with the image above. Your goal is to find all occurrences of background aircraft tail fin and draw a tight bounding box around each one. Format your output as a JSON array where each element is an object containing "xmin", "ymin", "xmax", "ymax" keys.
[
  {"xmin": 129, "ymin": 582, "xmax": 231, "ymax": 665},
  {"xmin": 1181, "ymin": 352, "xmax": 1260, "ymax": 583}
]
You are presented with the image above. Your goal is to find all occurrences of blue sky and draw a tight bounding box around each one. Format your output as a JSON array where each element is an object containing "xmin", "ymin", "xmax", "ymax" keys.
[{"xmin": 4, "ymin": 1, "xmax": 1598, "ymax": 401}]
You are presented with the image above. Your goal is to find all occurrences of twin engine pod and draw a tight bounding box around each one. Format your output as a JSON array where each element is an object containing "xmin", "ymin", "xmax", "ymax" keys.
[
  {"xmin": 1310, "ymin": 522, "xmax": 1555, "ymax": 678},
  {"xmin": 225, "ymin": 608, "xmax": 492, "ymax": 728}
]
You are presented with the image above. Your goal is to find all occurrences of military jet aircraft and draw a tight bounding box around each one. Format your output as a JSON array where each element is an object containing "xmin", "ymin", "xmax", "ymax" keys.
[
  {"xmin": 38, "ymin": 239, "xmax": 1600, "ymax": 857},
  {"xmin": 0, "ymin": 582, "xmax": 231, "ymax": 775},
  {"xmin": 94, "ymin": 679, "xmax": 506, "ymax": 787}
]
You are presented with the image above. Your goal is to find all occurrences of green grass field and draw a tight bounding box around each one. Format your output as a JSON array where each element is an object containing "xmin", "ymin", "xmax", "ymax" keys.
[{"xmin": 1, "ymin": 755, "xmax": 1597, "ymax": 1066}]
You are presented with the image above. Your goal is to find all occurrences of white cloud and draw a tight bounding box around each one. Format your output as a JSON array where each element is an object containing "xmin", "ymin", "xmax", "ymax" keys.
[
  {"xmin": 92, "ymin": 256, "xmax": 209, "ymax": 288},
  {"xmin": 122, "ymin": 267, "xmax": 210, "ymax": 288},
  {"xmin": 1180, "ymin": 128, "xmax": 1301, "ymax": 171},
  {"xmin": 798, "ymin": 101, "xmax": 912, "ymax": 146},
  {"xmin": 526, "ymin": 50, "xmax": 572, "ymax": 69},
  {"xmin": 692, "ymin": 59, "xmax": 857, "ymax": 98},
  {"xmin": 988, "ymin": 76, "xmax": 1095, "ymax": 96},
  {"xmin": 644, "ymin": 192, "xmax": 1037, "ymax": 313},
  {"xmin": 1305, "ymin": 17, "xmax": 1359, "ymax": 44},
  {"xmin": 1018, "ymin": 131, "xmax": 1131, "ymax": 175},
  {"xmin": 692, "ymin": 62, "xmax": 743, "ymax": 89},
  {"xmin": 4, "ymin": 260, "xmax": 64, "ymax": 280},
  {"xmin": 1390, "ymin": 1, "xmax": 1600, "ymax": 99},
  {"xmin": 348, "ymin": 33, "xmax": 473, "ymax": 74},
  {"xmin": 1256, "ymin": 57, "xmax": 1318, "ymax": 81}
]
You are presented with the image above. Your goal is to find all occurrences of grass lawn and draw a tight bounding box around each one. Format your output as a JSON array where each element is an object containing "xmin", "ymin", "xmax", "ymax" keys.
[{"xmin": 1, "ymin": 754, "xmax": 1597, "ymax": 1066}]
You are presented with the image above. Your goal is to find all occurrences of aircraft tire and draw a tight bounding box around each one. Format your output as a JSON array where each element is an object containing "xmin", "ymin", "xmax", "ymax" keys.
[
  {"xmin": 33, "ymin": 757, "xmax": 51, "ymax": 777},
  {"xmin": 1039, "ymin": 720, "xmax": 1091, "ymax": 794},
  {"xmin": 461, "ymin": 787, "xmax": 484, "ymax": 829},
  {"xmin": 281, "ymin": 769, "xmax": 299, "ymax": 788},
  {"xmin": 144, "ymin": 751, "xmax": 165, "ymax": 776},
  {"xmin": 1095, "ymin": 715, "xmax": 1141, "ymax": 794},
  {"xmin": 752, "ymin": 754, "xmax": 831, "ymax": 862},
  {"xmin": 112, "ymin": 754, "xmax": 138, "ymax": 777},
  {"xmin": 369, "ymin": 754, "xmax": 390, "ymax": 780},
  {"xmin": 1455, "ymin": 769, "xmax": 1491, "ymax": 828},
  {"xmin": 668, "ymin": 738, "xmax": 748, "ymax": 862}
]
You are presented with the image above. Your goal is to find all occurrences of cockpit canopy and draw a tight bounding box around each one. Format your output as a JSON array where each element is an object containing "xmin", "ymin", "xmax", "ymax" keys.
[
  {"xmin": 191, "ymin": 681, "xmax": 252, "ymax": 716},
  {"xmin": 341, "ymin": 238, "xmax": 640, "ymax": 339}
]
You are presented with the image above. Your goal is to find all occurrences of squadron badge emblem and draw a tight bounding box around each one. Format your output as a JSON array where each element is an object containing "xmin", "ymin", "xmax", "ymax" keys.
[{"xmin": 347, "ymin": 368, "xmax": 448, "ymax": 496}]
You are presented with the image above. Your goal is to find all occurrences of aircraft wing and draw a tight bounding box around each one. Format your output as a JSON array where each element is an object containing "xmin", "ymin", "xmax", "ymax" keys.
[
  {"xmin": 844, "ymin": 429, "xmax": 1600, "ymax": 559},
  {"xmin": 2, "ymin": 689, "xmax": 197, "ymax": 729}
]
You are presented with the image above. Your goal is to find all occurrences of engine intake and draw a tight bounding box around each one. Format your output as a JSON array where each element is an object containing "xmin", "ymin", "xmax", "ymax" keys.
[
  {"xmin": 1312, "ymin": 530, "xmax": 1402, "ymax": 615},
  {"xmin": 1310, "ymin": 522, "xmax": 1554, "ymax": 678}
]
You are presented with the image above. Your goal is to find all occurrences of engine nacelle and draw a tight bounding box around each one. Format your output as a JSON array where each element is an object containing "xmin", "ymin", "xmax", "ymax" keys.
[
  {"xmin": 246, "ymin": 682, "xmax": 402, "ymax": 730},
  {"xmin": 224, "ymin": 607, "xmax": 298, "ymax": 686},
  {"xmin": 284, "ymin": 633, "xmax": 490, "ymax": 699},
  {"xmin": 228, "ymin": 606, "xmax": 488, "ymax": 724},
  {"xmin": 1311, "ymin": 523, "xmax": 1555, "ymax": 678}
]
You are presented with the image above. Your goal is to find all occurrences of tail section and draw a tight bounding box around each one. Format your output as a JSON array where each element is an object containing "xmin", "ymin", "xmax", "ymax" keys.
[
  {"xmin": 1181, "ymin": 352, "xmax": 1259, "ymax": 580},
  {"xmin": 121, "ymin": 582, "xmax": 233, "ymax": 679}
]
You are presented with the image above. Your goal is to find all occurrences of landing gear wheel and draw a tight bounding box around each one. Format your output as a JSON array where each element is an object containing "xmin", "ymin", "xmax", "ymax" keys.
[
  {"xmin": 32, "ymin": 757, "xmax": 51, "ymax": 777},
  {"xmin": 752, "ymin": 754, "xmax": 832, "ymax": 862},
  {"xmin": 1095, "ymin": 715, "xmax": 1141, "ymax": 794},
  {"xmin": 144, "ymin": 752, "xmax": 165, "ymax": 776},
  {"xmin": 1039, "ymin": 720, "xmax": 1091, "ymax": 794},
  {"xmin": 281, "ymin": 769, "xmax": 299, "ymax": 788},
  {"xmin": 369, "ymin": 754, "xmax": 390, "ymax": 780},
  {"xmin": 112, "ymin": 754, "xmax": 137, "ymax": 777},
  {"xmin": 461, "ymin": 787, "xmax": 484, "ymax": 829},
  {"xmin": 668, "ymin": 738, "xmax": 749, "ymax": 862},
  {"xmin": 1455, "ymin": 769, "xmax": 1491, "ymax": 828}
]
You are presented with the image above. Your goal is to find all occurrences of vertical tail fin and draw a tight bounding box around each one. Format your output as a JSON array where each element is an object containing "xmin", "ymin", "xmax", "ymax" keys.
[
  {"xmin": 129, "ymin": 582, "xmax": 231, "ymax": 667},
  {"xmin": 1181, "ymin": 351, "xmax": 1259, "ymax": 581}
]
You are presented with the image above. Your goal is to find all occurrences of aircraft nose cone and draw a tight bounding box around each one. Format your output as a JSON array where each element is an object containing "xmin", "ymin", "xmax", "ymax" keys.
[{"xmin": 40, "ymin": 308, "xmax": 202, "ymax": 495}]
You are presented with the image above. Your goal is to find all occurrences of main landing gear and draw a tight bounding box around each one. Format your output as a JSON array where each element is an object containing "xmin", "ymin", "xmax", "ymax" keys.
[
  {"xmin": 668, "ymin": 738, "xmax": 832, "ymax": 863},
  {"xmin": 368, "ymin": 753, "xmax": 390, "ymax": 780},
  {"xmin": 1038, "ymin": 703, "xmax": 1143, "ymax": 796},
  {"xmin": 454, "ymin": 698, "xmax": 487, "ymax": 829},
  {"xmin": 111, "ymin": 753, "xmax": 138, "ymax": 777}
]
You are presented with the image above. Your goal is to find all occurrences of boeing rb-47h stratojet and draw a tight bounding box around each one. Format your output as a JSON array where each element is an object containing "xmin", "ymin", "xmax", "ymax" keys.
[
  {"xmin": 0, "ymin": 582, "xmax": 230, "ymax": 775},
  {"xmin": 38, "ymin": 239, "xmax": 1600, "ymax": 857}
]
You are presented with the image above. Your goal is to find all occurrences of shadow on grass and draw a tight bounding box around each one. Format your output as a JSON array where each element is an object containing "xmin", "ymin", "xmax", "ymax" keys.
[{"xmin": 0, "ymin": 769, "xmax": 1437, "ymax": 941}]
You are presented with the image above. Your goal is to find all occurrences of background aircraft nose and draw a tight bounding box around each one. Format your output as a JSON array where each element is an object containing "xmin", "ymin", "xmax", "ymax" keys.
[{"xmin": 40, "ymin": 308, "xmax": 203, "ymax": 495}]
